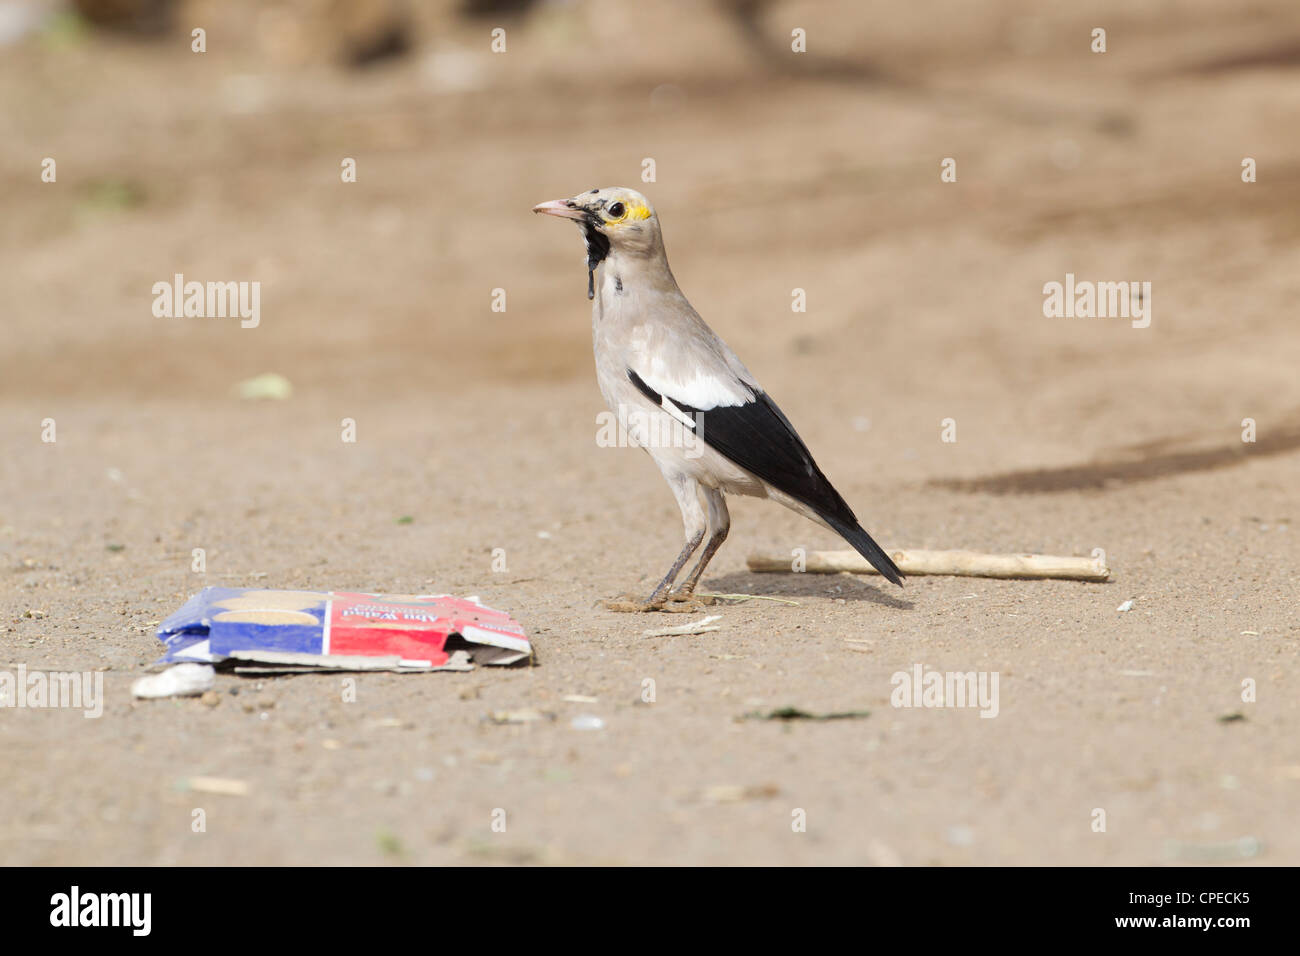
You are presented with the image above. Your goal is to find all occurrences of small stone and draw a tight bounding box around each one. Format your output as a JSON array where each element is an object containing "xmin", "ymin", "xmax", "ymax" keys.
[{"xmin": 946, "ymin": 825, "xmax": 976, "ymax": 847}]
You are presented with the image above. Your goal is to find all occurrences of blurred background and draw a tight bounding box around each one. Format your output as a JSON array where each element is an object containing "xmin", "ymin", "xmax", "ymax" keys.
[
  {"xmin": 4, "ymin": 0, "xmax": 1298, "ymax": 454},
  {"xmin": 2, "ymin": 1, "xmax": 1299, "ymax": 866}
]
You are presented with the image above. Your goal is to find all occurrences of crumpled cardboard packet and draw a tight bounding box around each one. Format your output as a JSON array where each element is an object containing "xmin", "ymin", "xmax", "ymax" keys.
[{"xmin": 155, "ymin": 588, "xmax": 530, "ymax": 673}]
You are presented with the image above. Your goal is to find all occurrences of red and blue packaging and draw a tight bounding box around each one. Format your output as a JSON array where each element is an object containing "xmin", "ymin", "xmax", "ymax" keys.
[{"xmin": 156, "ymin": 588, "xmax": 530, "ymax": 672}]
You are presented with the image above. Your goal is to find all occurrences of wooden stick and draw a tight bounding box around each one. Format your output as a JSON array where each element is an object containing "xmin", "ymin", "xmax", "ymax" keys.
[{"xmin": 746, "ymin": 549, "xmax": 1110, "ymax": 581}]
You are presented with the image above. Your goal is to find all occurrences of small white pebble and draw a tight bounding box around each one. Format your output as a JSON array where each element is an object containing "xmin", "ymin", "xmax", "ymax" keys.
[
  {"xmin": 131, "ymin": 663, "xmax": 214, "ymax": 699},
  {"xmin": 571, "ymin": 715, "xmax": 605, "ymax": 731}
]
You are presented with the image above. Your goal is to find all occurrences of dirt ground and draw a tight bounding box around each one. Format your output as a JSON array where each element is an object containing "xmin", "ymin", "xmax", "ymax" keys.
[{"xmin": 2, "ymin": 0, "xmax": 1298, "ymax": 865}]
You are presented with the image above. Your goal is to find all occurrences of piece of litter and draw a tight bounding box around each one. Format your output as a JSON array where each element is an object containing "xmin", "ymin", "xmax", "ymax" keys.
[
  {"xmin": 131, "ymin": 663, "xmax": 214, "ymax": 699},
  {"xmin": 488, "ymin": 709, "xmax": 553, "ymax": 725},
  {"xmin": 741, "ymin": 706, "xmax": 870, "ymax": 722},
  {"xmin": 561, "ymin": 694, "xmax": 598, "ymax": 704},
  {"xmin": 1116, "ymin": 600, "xmax": 1134, "ymax": 612},
  {"xmin": 1240, "ymin": 630, "xmax": 1258, "ymax": 636},
  {"xmin": 1217, "ymin": 711, "xmax": 1246, "ymax": 723},
  {"xmin": 702, "ymin": 783, "xmax": 779, "ymax": 803},
  {"xmin": 697, "ymin": 592, "xmax": 801, "ymax": 606},
  {"xmin": 570, "ymin": 714, "xmax": 605, "ymax": 731},
  {"xmin": 233, "ymin": 372, "xmax": 292, "ymax": 400},
  {"xmin": 1165, "ymin": 836, "xmax": 1260, "ymax": 862},
  {"xmin": 183, "ymin": 776, "xmax": 250, "ymax": 797},
  {"xmin": 643, "ymin": 614, "xmax": 722, "ymax": 637},
  {"xmin": 154, "ymin": 587, "xmax": 530, "ymax": 674}
]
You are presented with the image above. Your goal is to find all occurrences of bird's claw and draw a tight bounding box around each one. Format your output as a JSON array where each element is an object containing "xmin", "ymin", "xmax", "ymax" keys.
[{"xmin": 599, "ymin": 591, "xmax": 716, "ymax": 614}]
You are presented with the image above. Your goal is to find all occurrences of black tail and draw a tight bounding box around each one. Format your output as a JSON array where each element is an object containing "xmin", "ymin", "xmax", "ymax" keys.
[
  {"xmin": 620, "ymin": 374, "xmax": 905, "ymax": 586},
  {"xmin": 824, "ymin": 515, "xmax": 904, "ymax": 587}
]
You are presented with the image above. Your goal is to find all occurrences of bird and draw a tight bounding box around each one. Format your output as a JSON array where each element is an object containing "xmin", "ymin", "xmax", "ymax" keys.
[{"xmin": 533, "ymin": 186, "xmax": 902, "ymax": 607}]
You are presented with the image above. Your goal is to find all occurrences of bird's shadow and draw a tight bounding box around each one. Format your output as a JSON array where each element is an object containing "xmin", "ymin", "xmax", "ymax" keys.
[{"xmin": 702, "ymin": 571, "xmax": 914, "ymax": 610}]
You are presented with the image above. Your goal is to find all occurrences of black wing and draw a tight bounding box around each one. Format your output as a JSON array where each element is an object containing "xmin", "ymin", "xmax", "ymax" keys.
[{"xmin": 628, "ymin": 369, "xmax": 903, "ymax": 586}]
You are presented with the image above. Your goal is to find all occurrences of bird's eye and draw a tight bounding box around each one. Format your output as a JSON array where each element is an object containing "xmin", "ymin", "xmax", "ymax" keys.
[{"xmin": 607, "ymin": 202, "xmax": 626, "ymax": 219}]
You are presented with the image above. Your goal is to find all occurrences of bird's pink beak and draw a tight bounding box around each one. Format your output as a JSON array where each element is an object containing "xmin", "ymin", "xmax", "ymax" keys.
[{"xmin": 532, "ymin": 198, "xmax": 587, "ymax": 221}]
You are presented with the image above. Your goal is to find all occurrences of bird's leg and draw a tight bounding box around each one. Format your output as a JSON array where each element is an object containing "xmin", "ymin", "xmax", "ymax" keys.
[
  {"xmin": 645, "ymin": 528, "xmax": 705, "ymax": 605},
  {"xmin": 674, "ymin": 487, "xmax": 730, "ymax": 596},
  {"xmin": 644, "ymin": 475, "xmax": 708, "ymax": 606}
]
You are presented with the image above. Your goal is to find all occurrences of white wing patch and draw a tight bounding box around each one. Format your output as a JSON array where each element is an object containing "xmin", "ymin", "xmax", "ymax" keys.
[{"xmin": 635, "ymin": 356, "xmax": 753, "ymax": 411}]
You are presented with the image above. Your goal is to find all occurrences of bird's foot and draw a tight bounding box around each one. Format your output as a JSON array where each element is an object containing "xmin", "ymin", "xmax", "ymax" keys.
[{"xmin": 600, "ymin": 592, "xmax": 717, "ymax": 614}]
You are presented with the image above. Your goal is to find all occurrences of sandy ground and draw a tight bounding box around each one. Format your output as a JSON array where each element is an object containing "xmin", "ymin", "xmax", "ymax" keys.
[{"xmin": 2, "ymin": 1, "xmax": 1299, "ymax": 865}]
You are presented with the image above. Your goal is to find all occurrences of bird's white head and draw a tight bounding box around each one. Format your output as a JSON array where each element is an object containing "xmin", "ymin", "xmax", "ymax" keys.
[{"xmin": 533, "ymin": 186, "xmax": 663, "ymax": 298}]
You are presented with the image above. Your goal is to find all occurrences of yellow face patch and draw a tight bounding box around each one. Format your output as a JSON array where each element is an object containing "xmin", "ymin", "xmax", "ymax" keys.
[{"xmin": 598, "ymin": 196, "xmax": 652, "ymax": 225}]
